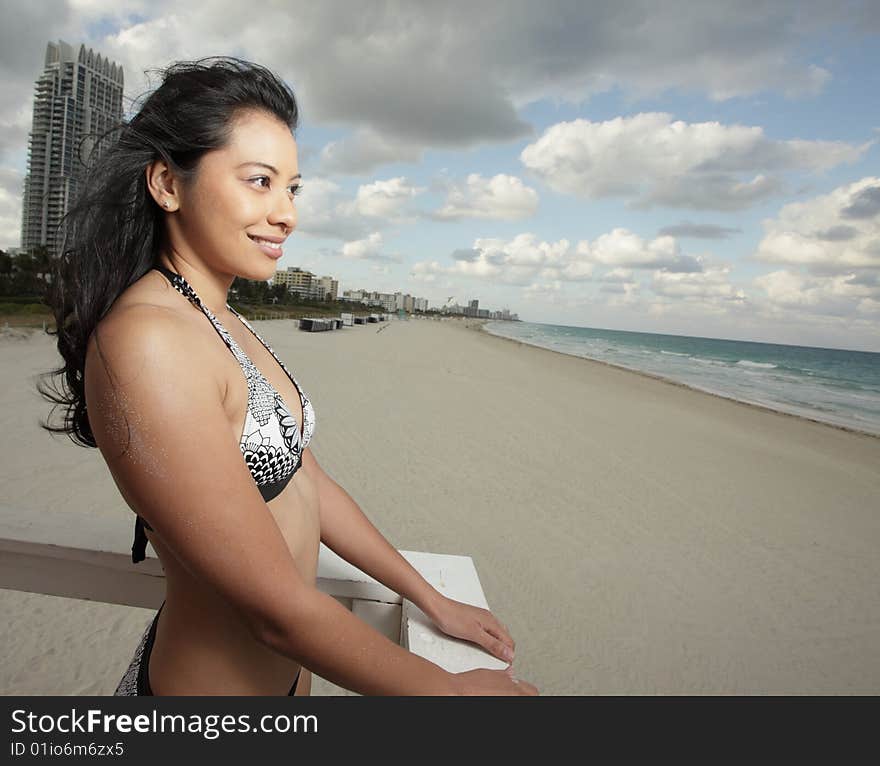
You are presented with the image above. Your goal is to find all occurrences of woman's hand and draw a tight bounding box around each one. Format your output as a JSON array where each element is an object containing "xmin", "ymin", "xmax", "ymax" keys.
[
  {"xmin": 427, "ymin": 595, "xmax": 516, "ymax": 663},
  {"xmin": 427, "ymin": 595, "xmax": 539, "ymax": 695}
]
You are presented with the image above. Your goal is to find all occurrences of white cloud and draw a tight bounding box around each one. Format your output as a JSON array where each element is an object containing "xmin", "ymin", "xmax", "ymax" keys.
[
  {"xmin": 754, "ymin": 177, "xmax": 880, "ymax": 274},
  {"xmin": 586, "ymin": 228, "xmax": 703, "ymax": 272},
  {"xmin": 520, "ymin": 113, "xmax": 869, "ymax": 210},
  {"xmin": 651, "ymin": 266, "xmax": 747, "ymax": 303},
  {"xmin": 410, "ymin": 228, "xmax": 713, "ymax": 288},
  {"xmin": 522, "ymin": 280, "xmax": 568, "ymax": 305},
  {"xmin": 293, "ymin": 178, "xmax": 366, "ymax": 240},
  {"xmin": 433, "ymin": 173, "xmax": 539, "ymax": 221},
  {"xmin": 410, "ymin": 226, "xmax": 760, "ymax": 322},
  {"xmin": 754, "ymin": 270, "xmax": 880, "ymax": 318},
  {"xmin": 600, "ymin": 281, "xmax": 641, "ymax": 308},
  {"xmin": 354, "ymin": 177, "xmax": 424, "ymax": 219},
  {"xmin": 341, "ymin": 232, "xmax": 384, "ymax": 260},
  {"xmin": 295, "ymin": 176, "xmax": 421, "ymax": 240},
  {"xmin": 737, "ymin": 178, "xmax": 880, "ymax": 335},
  {"xmin": 600, "ymin": 268, "xmax": 635, "ymax": 283},
  {"xmin": 411, "ymin": 233, "xmax": 580, "ymax": 286}
]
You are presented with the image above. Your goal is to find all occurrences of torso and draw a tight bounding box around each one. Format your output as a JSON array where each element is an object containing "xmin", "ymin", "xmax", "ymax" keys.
[{"xmin": 108, "ymin": 268, "xmax": 320, "ymax": 695}]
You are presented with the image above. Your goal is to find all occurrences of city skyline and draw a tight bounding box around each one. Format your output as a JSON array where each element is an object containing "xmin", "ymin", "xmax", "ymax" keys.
[
  {"xmin": 271, "ymin": 263, "xmax": 519, "ymax": 319},
  {"xmin": 1, "ymin": 4, "xmax": 878, "ymax": 350}
]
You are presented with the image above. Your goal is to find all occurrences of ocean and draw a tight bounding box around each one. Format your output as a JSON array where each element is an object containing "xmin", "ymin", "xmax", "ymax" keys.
[{"xmin": 482, "ymin": 320, "xmax": 880, "ymax": 436}]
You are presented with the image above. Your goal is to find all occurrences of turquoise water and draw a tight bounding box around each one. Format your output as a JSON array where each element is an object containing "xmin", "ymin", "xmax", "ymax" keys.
[{"xmin": 483, "ymin": 321, "xmax": 880, "ymax": 436}]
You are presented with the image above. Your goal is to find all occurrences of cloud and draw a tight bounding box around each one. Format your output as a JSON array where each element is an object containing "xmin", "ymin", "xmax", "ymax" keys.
[
  {"xmin": 651, "ymin": 266, "xmax": 747, "ymax": 303},
  {"xmin": 840, "ymin": 184, "xmax": 880, "ymax": 220},
  {"xmin": 813, "ymin": 225, "xmax": 859, "ymax": 242},
  {"xmin": 520, "ymin": 113, "xmax": 869, "ymax": 210},
  {"xmin": 293, "ymin": 178, "xmax": 368, "ymax": 240},
  {"xmin": 431, "ymin": 173, "xmax": 539, "ymax": 221},
  {"xmin": 294, "ymin": 175, "xmax": 422, "ymax": 241},
  {"xmin": 0, "ymin": 167, "xmax": 23, "ymax": 250},
  {"xmin": 411, "ymin": 233, "xmax": 586, "ymax": 286},
  {"xmin": 339, "ymin": 231, "xmax": 399, "ymax": 262},
  {"xmin": 586, "ymin": 228, "xmax": 704, "ymax": 272},
  {"xmin": 319, "ymin": 128, "xmax": 424, "ymax": 175},
  {"xmin": 599, "ymin": 268, "xmax": 635, "ymax": 283},
  {"xmin": 354, "ymin": 176, "xmax": 425, "ymax": 218},
  {"xmin": 754, "ymin": 177, "xmax": 880, "ymax": 274},
  {"xmin": 3, "ymin": 1, "xmax": 859, "ymax": 182},
  {"xmin": 0, "ymin": 103, "xmax": 35, "ymax": 166},
  {"xmin": 745, "ymin": 178, "xmax": 880, "ymax": 332},
  {"xmin": 522, "ymin": 280, "xmax": 566, "ymax": 304},
  {"xmin": 754, "ymin": 269, "xmax": 880, "ymax": 319},
  {"xmin": 658, "ymin": 221, "xmax": 742, "ymax": 239},
  {"xmin": 411, "ymin": 227, "xmax": 710, "ymax": 288}
]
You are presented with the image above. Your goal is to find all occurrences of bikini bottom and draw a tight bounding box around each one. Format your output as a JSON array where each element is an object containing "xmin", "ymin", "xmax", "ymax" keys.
[{"xmin": 113, "ymin": 602, "xmax": 301, "ymax": 696}]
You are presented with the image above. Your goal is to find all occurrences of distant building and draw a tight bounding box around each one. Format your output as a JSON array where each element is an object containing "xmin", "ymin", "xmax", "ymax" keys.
[
  {"xmin": 439, "ymin": 298, "xmax": 516, "ymax": 320},
  {"xmin": 274, "ymin": 267, "xmax": 339, "ymax": 301},
  {"xmin": 342, "ymin": 288, "xmax": 428, "ymax": 313},
  {"xmin": 315, "ymin": 275, "xmax": 338, "ymax": 301},
  {"xmin": 21, "ymin": 41, "xmax": 124, "ymax": 255},
  {"xmin": 272, "ymin": 266, "xmax": 316, "ymax": 299}
]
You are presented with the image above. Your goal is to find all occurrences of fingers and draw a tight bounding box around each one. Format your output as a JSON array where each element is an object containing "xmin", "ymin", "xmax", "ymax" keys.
[
  {"xmin": 483, "ymin": 620, "xmax": 515, "ymax": 651},
  {"xmin": 484, "ymin": 636, "xmax": 514, "ymax": 662},
  {"xmin": 479, "ymin": 612, "xmax": 516, "ymax": 658}
]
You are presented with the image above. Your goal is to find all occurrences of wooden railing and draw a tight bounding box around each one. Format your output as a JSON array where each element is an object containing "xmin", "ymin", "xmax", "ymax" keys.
[{"xmin": 0, "ymin": 504, "xmax": 506, "ymax": 690}]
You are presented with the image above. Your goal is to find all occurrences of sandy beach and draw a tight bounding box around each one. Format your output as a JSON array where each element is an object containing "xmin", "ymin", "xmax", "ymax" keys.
[{"xmin": 1, "ymin": 315, "xmax": 879, "ymax": 695}]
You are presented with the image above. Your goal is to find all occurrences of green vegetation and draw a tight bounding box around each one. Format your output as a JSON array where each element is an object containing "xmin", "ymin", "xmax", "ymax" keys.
[{"xmin": 0, "ymin": 247, "xmax": 397, "ymax": 328}]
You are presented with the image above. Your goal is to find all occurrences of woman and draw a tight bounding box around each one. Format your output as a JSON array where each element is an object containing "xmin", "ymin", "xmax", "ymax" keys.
[{"xmin": 38, "ymin": 57, "xmax": 538, "ymax": 696}]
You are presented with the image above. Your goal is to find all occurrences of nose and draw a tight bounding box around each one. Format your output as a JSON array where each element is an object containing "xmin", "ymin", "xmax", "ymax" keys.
[{"xmin": 268, "ymin": 189, "xmax": 297, "ymax": 234}]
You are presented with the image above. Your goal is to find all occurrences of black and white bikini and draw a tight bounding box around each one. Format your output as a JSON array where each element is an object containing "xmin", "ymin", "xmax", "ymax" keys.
[{"xmin": 114, "ymin": 262, "xmax": 316, "ymax": 696}]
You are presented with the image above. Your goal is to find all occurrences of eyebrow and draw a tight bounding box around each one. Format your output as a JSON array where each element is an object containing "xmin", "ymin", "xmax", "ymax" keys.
[{"xmin": 237, "ymin": 161, "xmax": 302, "ymax": 181}]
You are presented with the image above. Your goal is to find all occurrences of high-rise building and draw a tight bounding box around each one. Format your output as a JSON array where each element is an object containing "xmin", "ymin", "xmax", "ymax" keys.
[{"xmin": 21, "ymin": 41, "xmax": 124, "ymax": 255}]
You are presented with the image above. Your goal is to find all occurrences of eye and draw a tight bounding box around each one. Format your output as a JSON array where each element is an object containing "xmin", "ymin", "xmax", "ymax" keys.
[{"xmin": 249, "ymin": 177, "xmax": 303, "ymax": 198}]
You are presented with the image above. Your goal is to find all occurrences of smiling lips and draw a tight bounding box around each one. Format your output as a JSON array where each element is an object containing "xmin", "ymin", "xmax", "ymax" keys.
[{"xmin": 248, "ymin": 234, "xmax": 284, "ymax": 251}]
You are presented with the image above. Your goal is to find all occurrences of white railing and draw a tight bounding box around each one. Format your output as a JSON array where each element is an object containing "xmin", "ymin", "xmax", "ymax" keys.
[{"xmin": 0, "ymin": 504, "xmax": 506, "ymax": 689}]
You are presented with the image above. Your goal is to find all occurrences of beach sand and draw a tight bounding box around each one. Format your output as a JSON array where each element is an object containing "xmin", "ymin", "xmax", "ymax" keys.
[{"xmin": 1, "ymin": 316, "xmax": 879, "ymax": 695}]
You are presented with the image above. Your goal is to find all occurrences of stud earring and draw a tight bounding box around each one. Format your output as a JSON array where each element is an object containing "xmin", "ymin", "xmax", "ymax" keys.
[{"xmin": 163, "ymin": 200, "xmax": 170, "ymax": 209}]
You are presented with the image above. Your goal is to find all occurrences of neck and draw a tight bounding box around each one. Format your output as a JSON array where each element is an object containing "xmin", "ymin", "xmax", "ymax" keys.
[{"xmin": 156, "ymin": 253, "xmax": 233, "ymax": 317}]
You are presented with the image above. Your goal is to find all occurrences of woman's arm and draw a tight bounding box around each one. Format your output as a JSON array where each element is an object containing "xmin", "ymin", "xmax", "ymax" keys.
[
  {"xmin": 301, "ymin": 448, "xmax": 517, "ymax": 665},
  {"xmin": 301, "ymin": 447, "xmax": 445, "ymax": 622}
]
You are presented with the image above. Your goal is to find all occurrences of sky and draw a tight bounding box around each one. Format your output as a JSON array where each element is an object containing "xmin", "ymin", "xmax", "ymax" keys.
[{"xmin": 1, "ymin": 1, "xmax": 879, "ymax": 352}]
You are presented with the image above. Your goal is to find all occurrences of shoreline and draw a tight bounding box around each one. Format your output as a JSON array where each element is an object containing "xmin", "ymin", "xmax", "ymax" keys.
[
  {"xmin": 9, "ymin": 316, "xmax": 878, "ymax": 439},
  {"xmin": 455, "ymin": 317, "xmax": 880, "ymax": 442}
]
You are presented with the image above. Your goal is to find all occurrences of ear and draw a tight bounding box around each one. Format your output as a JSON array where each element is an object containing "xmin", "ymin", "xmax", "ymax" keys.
[{"xmin": 145, "ymin": 158, "xmax": 180, "ymax": 212}]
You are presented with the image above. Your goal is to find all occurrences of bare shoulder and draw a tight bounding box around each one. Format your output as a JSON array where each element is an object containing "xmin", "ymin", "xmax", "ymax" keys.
[{"xmin": 85, "ymin": 273, "xmax": 224, "ymax": 400}]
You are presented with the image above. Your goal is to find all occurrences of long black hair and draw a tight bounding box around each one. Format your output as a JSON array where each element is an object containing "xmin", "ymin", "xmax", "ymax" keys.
[{"xmin": 37, "ymin": 56, "xmax": 299, "ymax": 448}]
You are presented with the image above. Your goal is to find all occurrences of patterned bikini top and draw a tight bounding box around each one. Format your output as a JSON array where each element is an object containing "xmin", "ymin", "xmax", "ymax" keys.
[{"xmin": 131, "ymin": 263, "xmax": 316, "ymax": 563}]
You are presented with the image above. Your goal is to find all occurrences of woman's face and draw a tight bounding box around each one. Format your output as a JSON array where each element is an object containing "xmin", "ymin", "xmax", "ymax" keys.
[{"xmin": 171, "ymin": 109, "xmax": 301, "ymax": 282}]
